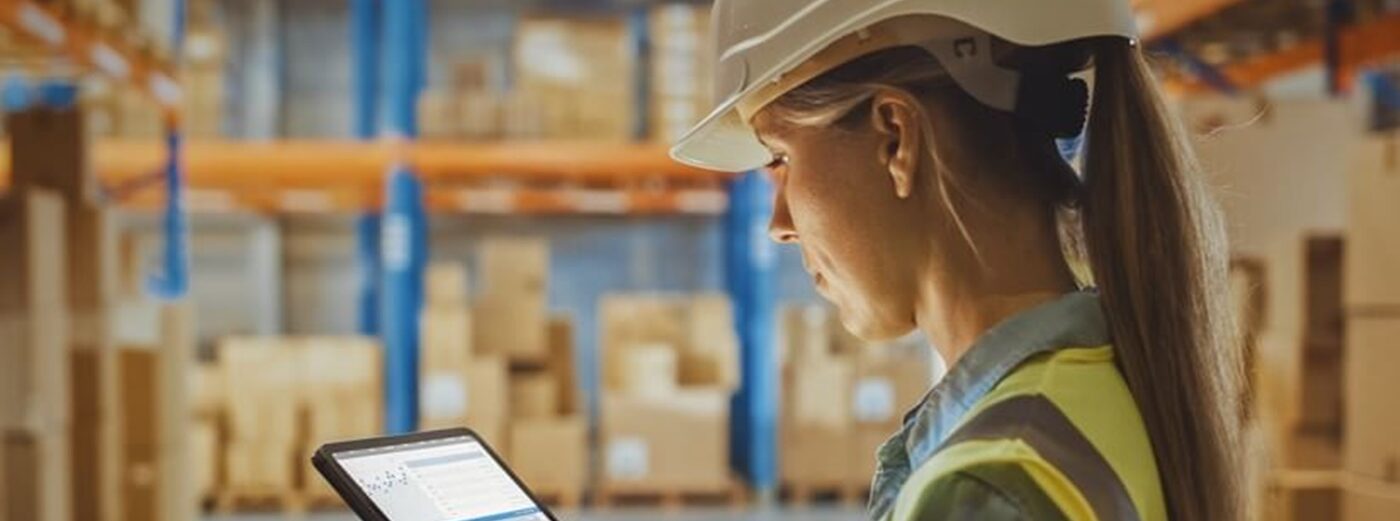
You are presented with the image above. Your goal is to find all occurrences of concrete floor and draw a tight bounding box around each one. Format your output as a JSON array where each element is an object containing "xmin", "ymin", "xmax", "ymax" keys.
[{"xmin": 208, "ymin": 507, "xmax": 866, "ymax": 521}]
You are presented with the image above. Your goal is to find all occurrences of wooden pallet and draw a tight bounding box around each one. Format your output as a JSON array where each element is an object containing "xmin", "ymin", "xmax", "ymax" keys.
[
  {"xmin": 784, "ymin": 482, "xmax": 869, "ymax": 507},
  {"xmin": 594, "ymin": 479, "xmax": 748, "ymax": 510},
  {"xmin": 213, "ymin": 488, "xmax": 307, "ymax": 516}
]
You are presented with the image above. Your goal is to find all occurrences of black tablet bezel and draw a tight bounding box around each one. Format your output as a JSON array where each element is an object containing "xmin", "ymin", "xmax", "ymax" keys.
[{"xmin": 311, "ymin": 428, "xmax": 559, "ymax": 521}]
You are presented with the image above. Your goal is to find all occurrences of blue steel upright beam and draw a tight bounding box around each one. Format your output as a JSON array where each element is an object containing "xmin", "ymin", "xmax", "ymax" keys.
[
  {"xmin": 628, "ymin": 7, "xmax": 651, "ymax": 141},
  {"xmin": 379, "ymin": 0, "xmax": 429, "ymax": 434},
  {"xmin": 725, "ymin": 171, "xmax": 779, "ymax": 497},
  {"xmin": 352, "ymin": 0, "xmax": 382, "ymax": 337}
]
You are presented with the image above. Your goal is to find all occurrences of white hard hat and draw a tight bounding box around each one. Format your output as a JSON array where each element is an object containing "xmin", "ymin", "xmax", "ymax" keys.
[{"xmin": 670, "ymin": 0, "xmax": 1139, "ymax": 172}]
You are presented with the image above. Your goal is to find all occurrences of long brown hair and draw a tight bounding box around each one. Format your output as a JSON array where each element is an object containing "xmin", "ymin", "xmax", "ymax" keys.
[{"xmin": 766, "ymin": 33, "xmax": 1244, "ymax": 521}]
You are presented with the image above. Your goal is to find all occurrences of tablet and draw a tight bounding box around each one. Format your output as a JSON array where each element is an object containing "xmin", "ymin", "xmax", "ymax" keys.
[{"xmin": 312, "ymin": 428, "xmax": 556, "ymax": 521}]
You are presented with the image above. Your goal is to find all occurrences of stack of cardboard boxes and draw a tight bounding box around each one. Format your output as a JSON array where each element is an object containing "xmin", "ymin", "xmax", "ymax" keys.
[
  {"xmin": 512, "ymin": 16, "xmax": 633, "ymax": 141},
  {"xmin": 778, "ymin": 305, "xmax": 933, "ymax": 503},
  {"xmin": 1341, "ymin": 137, "xmax": 1400, "ymax": 520},
  {"xmin": 114, "ymin": 303, "xmax": 198, "ymax": 521},
  {"xmin": 209, "ymin": 336, "xmax": 382, "ymax": 509},
  {"xmin": 419, "ymin": 239, "xmax": 587, "ymax": 504},
  {"xmin": 1253, "ymin": 235, "xmax": 1347, "ymax": 520},
  {"xmin": 298, "ymin": 338, "xmax": 383, "ymax": 500},
  {"xmin": 649, "ymin": 4, "xmax": 711, "ymax": 143},
  {"xmin": 218, "ymin": 338, "xmax": 304, "ymax": 498},
  {"xmin": 596, "ymin": 293, "xmax": 740, "ymax": 497},
  {"xmin": 0, "ymin": 187, "xmax": 71, "ymax": 521}
]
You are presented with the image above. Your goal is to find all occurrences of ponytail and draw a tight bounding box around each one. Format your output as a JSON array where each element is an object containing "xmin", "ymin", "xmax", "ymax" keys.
[{"xmin": 1081, "ymin": 40, "xmax": 1244, "ymax": 521}]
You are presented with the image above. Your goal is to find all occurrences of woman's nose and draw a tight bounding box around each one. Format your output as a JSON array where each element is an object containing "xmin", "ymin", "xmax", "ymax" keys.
[{"xmin": 768, "ymin": 187, "xmax": 798, "ymax": 244}]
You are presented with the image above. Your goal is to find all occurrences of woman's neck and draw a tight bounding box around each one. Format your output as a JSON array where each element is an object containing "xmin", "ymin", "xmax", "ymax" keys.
[{"xmin": 914, "ymin": 208, "xmax": 1078, "ymax": 367}]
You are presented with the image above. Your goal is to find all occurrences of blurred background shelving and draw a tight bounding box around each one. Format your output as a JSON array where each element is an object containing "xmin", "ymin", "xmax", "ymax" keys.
[{"xmin": 1, "ymin": 0, "xmax": 1399, "ymax": 520}]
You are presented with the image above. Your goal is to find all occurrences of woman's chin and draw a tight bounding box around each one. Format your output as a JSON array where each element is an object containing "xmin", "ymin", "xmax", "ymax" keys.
[{"xmin": 835, "ymin": 305, "xmax": 915, "ymax": 343}]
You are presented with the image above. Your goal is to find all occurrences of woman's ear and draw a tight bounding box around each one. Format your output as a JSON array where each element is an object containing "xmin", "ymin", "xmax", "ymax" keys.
[{"xmin": 869, "ymin": 89, "xmax": 924, "ymax": 200}]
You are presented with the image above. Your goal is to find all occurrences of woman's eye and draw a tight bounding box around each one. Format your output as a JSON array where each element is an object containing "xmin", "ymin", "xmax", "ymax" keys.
[{"xmin": 765, "ymin": 154, "xmax": 790, "ymax": 172}]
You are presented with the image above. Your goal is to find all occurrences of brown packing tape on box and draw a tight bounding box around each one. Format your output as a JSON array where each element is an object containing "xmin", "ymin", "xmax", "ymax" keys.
[
  {"xmin": 548, "ymin": 318, "xmax": 581, "ymax": 415},
  {"xmin": 66, "ymin": 203, "xmax": 119, "ymax": 321},
  {"xmin": 71, "ymin": 348, "xmax": 122, "ymax": 521},
  {"xmin": 600, "ymin": 389, "xmax": 730, "ymax": 491},
  {"xmin": 510, "ymin": 373, "xmax": 559, "ymax": 420},
  {"xmin": 1344, "ymin": 317, "xmax": 1400, "ymax": 482},
  {"xmin": 508, "ymin": 416, "xmax": 587, "ymax": 495},
  {"xmin": 119, "ymin": 348, "xmax": 165, "ymax": 447},
  {"xmin": 2, "ymin": 428, "xmax": 72, "ymax": 521}
]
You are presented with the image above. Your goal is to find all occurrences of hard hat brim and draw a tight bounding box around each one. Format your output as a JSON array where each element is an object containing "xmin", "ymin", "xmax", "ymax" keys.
[{"xmin": 669, "ymin": 97, "xmax": 772, "ymax": 173}]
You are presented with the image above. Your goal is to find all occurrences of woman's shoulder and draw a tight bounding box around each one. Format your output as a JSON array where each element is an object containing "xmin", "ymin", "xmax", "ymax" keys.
[{"xmin": 903, "ymin": 462, "xmax": 1068, "ymax": 521}]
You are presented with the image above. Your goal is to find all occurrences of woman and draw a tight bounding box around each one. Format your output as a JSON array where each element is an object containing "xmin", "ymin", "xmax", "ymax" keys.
[{"xmin": 671, "ymin": 1, "xmax": 1244, "ymax": 520}]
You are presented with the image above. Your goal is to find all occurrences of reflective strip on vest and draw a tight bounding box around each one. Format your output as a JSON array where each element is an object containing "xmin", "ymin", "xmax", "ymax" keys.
[{"xmin": 941, "ymin": 394, "xmax": 1142, "ymax": 521}]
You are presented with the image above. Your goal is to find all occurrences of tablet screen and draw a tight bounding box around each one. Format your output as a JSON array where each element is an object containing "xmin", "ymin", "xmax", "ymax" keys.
[{"xmin": 332, "ymin": 434, "xmax": 547, "ymax": 521}]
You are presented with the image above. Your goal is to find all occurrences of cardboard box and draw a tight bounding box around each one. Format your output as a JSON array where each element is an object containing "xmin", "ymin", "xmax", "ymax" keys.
[
  {"xmin": 0, "ymin": 190, "xmax": 69, "ymax": 431},
  {"xmin": 191, "ymin": 419, "xmax": 220, "ymax": 499},
  {"xmin": 848, "ymin": 425, "xmax": 892, "ymax": 486},
  {"xmin": 547, "ymin": 318, "xmax": 581, "ymax": 415},
  {"xmin": 301, "ymin": 337, "xmax": 382, "ymax": 443},
  {"xmin": 66, "ymin": 203, "xmax": 119, "ymax": 342},
  {"xmin": 1345, "ymin": 139, "xmax": 1400, "ymax": 308},
  {"xmin": 190, "ymin": 362, "xmax": 224, "ymax": 418},
  {"xmin": 468, "ymin": 358, "xmax": 509, "ymax": 437},
  {"xmin": 787, "ymin": 355, "xmax": 855, "ymax": 429},
  {"xmin": 852, "ymin": 344, "xmax": 932, "ymax": 427},
  {"xmin": 422, "ymin": 305, "xmax": 472, "ymax": 369},
  {"xmin": 601, "ymin": 390, "xmax": 730, "ymax": 490},
  {"xmin": 783, "ymin": 305, "xmax": 833, "ymax": 363},
  {"xmin": 119, "ymin": 348, "xmax": 165, "ymax": 447},
  {"xmin": 224, "ymin": 441, "xmax": 297, "ymax": 490},
  {"xmin": 2, "ymin": 429, "xmax": 72, "ymax": 521},
  {"xmin": 682, "ymin": 294, "xmax": 740, "ymax": 390},
  {"xmin": 219, "ymin": 339, "xmax": 301, "ymax": 442},
  {"xmin": 478, "ymin": 238, "xmax": 548, "ymax": 298},
  {"xmin": 508, "ymin": 416, "xmax": 587, "ymax": 494},
  {"xmin": 780, "ymin": 425, "xmax": 852, "ymax": 487},
  {"xmin": 72, "ymin": 348, "xmax": 120, "ymax": 521},
  {"xmin": 1344, "ymin": 317, "xmax": 1400, "ymax": 482},
  {"xmin": 119, "ymin": 443, "xmax": 161, "ymax": 521},
  {"xmin": 473, "ymin": 296, "xmax": 548, "ymax": 363},
  {"xmin": 510, "ymin": 373, "xmax": 559, "ymax": 420},
  {"xmin": 1344, "ymin": 477, "xmax": 1400, "ymax": 521},
  {"xmin": 620, "ymin": 344, "xmax": 679, "ymax": 397},
  {"xmin": 7, "ymin": 107, "xmax": 95, "ymax": 202},
  {"xmin": 425, "ymin": 262, "xmax": 470, "ymax": 306}
]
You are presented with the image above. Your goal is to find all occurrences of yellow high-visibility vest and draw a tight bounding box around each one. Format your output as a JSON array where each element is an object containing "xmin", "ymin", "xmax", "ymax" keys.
[{"xmin": 892, "ymin": 346, "xmax": 1169, "ymax": 521}]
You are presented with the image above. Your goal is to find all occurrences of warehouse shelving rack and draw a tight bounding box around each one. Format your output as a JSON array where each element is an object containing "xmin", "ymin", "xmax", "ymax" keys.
[
  {"xmin": 0, "ymin": 0, "xmax": 1289, "ymax": 502},
  {"xmin": 0, "ymin": 0, "xmax": 189, "ymax": 299}
]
